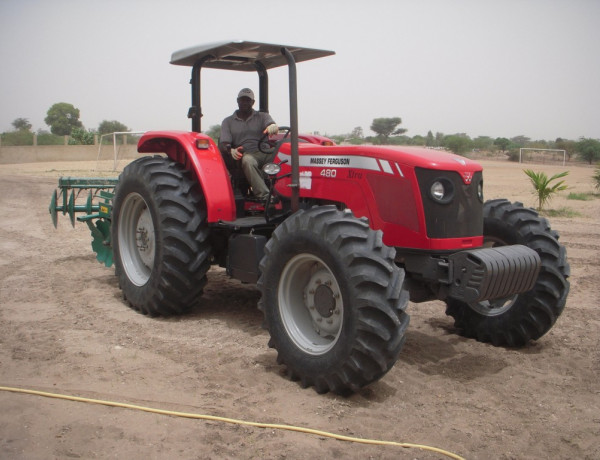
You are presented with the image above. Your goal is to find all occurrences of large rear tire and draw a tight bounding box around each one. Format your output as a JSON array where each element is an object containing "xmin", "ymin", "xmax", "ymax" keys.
[
  {"xmin": 112, "ymin": 156, "xmax": 211, "ymax": 316},
  {"xmin": 445, "ymin": 199, "xmax": 570, "ymax": 347},
  {"xmin": 258, "ymin": 206, "xmax": 410, "ymax": 394}
]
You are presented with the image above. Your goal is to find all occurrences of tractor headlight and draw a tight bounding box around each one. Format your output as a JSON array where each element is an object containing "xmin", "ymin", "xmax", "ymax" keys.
[
  {"xmin": 262, "ymin": 163, "xmax": 281, "ymax": 176},
  {"xmin": 477, "ymin": 180, "xmax": 484, "ymax": 202},
  {"xmin": 429, "ymin": 178, "xmax": 454, "ymax": 204},
  {"xmin": 431, "ymin": 181, "xmax": 445, "ymax": 200}
]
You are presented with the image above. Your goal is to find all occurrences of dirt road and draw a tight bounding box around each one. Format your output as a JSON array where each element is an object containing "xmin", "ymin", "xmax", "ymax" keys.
[{"xmin": 0, "ymin": 159, "xmax": 598, "ymax": 459}]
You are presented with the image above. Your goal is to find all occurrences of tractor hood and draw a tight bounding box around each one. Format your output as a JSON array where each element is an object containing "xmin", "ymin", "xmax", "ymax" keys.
[{"xmin": 277, "ymin": 143, "xmax": 483, "ymax": 174}]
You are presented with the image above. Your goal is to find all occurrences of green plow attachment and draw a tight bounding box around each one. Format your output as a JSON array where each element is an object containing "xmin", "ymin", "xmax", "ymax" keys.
[{"xmin": 49, "ymin": 177, "xmax": 119, "ymax": 267}]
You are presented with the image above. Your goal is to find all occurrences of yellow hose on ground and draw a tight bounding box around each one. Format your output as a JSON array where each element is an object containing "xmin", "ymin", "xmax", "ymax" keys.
[{"xmin": 0, "ymin": 385, "xmax": 465, "ymax": 460}]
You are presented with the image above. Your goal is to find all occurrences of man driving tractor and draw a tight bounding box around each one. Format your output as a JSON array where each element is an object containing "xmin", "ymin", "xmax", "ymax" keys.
[{"xmin": 218, "ymin": 88, "xmax": 279, "ymax": 201}]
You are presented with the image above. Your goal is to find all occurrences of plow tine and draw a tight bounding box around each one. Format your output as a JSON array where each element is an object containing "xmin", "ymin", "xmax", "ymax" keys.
[
  {"xmin": 49, "ymin": 190, "xmax": 58, "ymax": 228},
  {"xmin": 68, "ymin": 190, "xmax": 76, "ymax": 227},
  {"xmin": 49, "ymin": 177, "xmax": 119, "ymax": 226},
  {"xmin": 49, "ymin": 176, "xmax": 119, "ymax": 268},
  {"xmin": 86, "ymin": 192, "xmax": 94, "ymax": 214}
]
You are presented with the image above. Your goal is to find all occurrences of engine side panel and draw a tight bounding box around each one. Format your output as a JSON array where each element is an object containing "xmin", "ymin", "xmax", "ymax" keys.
[{"xmin": 274, "ymin": 144, "xmax": 484, "ymax": 250}]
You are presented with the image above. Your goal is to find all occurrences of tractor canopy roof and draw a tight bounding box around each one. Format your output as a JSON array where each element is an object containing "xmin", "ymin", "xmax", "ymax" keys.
[{"xmin": 170, "ymin": 40, "xmax": 335, "ymax": 70}]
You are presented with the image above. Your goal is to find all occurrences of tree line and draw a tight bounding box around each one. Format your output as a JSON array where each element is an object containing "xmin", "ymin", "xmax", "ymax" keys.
[
  {"xmin": 5, "ymin": 105, "xmax": 600, "ymax": 164},
  {"xmin": 2, "ymin": 102, "xmax": 130, "ymax": 146},
  {"xmin": 209, "ymin": 116, "xmax": 600, "ymax": 165},
  {"xmin": 328, "ymin": 117, "xmax": 600, "ymax": 165}
]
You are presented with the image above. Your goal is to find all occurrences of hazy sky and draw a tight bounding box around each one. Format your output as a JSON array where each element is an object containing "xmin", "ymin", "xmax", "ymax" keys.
[{"xmin": 1, "ymin": 0, "xmax": 599, "ymax": 141}]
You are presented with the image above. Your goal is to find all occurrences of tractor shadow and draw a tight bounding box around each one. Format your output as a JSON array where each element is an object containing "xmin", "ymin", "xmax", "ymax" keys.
[
  {"xmin": 392, "ymin": 315, "xmax": 549, "ymax": 387},
  {"xmin": 98, "ymin": 267, "xmax": 546, "ymax": 401},
  {"xmin": 190, "ymin": 268, "xmax": 265, "ymax": 333},
  {"xmin": 101, "ymin": 266, "xmax": 264, "ymax": 333},
  {"xmin": 156, "ymin": 268, "xmax": 266, "ymax": 338}
]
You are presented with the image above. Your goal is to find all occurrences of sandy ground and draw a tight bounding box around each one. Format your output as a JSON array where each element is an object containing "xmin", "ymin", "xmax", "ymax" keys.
[{"xmin": 0, "ymin": 158, "xmax": 598, "ymax": 460}]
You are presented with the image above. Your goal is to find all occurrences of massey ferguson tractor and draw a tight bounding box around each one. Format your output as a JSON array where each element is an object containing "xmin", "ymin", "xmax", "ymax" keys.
[{"xmin": 49, "ymin": 41, "xmax": 570, "ymax": 394}]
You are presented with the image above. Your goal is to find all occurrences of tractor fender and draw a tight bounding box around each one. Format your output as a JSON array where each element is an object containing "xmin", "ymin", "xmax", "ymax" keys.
[{"xmin": 137, "ymin": 131, "xmax": 236, "ymax": 222}]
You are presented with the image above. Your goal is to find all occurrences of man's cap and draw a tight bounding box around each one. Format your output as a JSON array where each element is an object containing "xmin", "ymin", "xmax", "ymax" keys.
[{"xmin": 237, "ymin": 88, "xmax": 255, "ymax": 100}]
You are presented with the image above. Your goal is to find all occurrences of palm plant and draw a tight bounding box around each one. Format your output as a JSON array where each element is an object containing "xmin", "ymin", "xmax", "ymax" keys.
[
  {"xmin": 523, "ymin": 169, "xmax": 569, "ymax": 211},
  {"xmin": 593, "ymin": 166, "xmax": 600, "ymax": 192}
]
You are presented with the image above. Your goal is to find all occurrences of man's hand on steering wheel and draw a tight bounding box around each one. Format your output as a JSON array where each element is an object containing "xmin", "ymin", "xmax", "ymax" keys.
[
  {"xmin": 264, "ymin": 123, "xmax": 279, "ymax": 135},
  {"xmin": 258, "ymin": 126, "xmax": 292, "ymax": 154}
]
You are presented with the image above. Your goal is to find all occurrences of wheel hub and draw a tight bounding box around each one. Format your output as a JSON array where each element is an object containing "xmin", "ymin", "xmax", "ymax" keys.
[
  {"xmin": 469, "ymin": 296, "xmax": 516, "ymax": 316},
  {"xmin": 305, "ymin": 269, "xmax": 341, "ymax": 338},
  {"xmin": 118, "ymin": 193, "xmax": 155, "ymax": 287},
  {"xmin": 314, "ymin": 285, "xmax": 335, "ymax": 317},
  {"xmin": 277, "ymin": 255, "xmax": 344, "ymax": 355},
  {"xmin": 135, "ymin": 208, "xmax": 155, "ymax": 268}
]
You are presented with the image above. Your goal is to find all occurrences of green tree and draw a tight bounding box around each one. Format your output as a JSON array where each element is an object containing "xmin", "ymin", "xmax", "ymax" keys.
[
  {"xmin": 386, "ymin": 135, "xmax": 410, "ymax": 145},
  {"xmin": 370, "ymin": 117, "xmax": 406, "ymax": 142},
  {"xmin": 44, "ymin": 102, "xmax": 82, "ymax": 135},
  {"xmin": 12, "ymin": 118, "xmax": 32, "ymax": 131},
  {"xmin": 494, "ymin": 137, "xmax": 511, "ymax": 153},
  {"xmin": 443, "ymin": 134, "xmax": 472, "ymax": 155},
  {"xmin": 68, "ymin": 127, "xmax": 95, "ymax": 145},
  {"xmin": 411, "ymin": 135, "xmax": 426, "ymax": 146},
  {"xmin": 576, "ymin": 137, "xmax": 600, "ymax": 165},
  {"xmin": 523, "ymin": 169, "xmax": 569, "ymax": 211},
  {"xmin": 350, "ymin": 126, "xmax": 363, "ymax": 139},
  {"xmin": 435, "ymin": 132, "xmax": 445, "ymax": 146},
  {"xmin": 511, "ymin": 135, "xmax": 530, "ymax": 147},
  {"xmin": 425, "ymin": 130, "xmax": 435, "ymax": 147},
  {"xmin": 530, "ymin": 139, "xmax": 550, "ymax": 149},
  {"xmin": 98, "ymin": 120, "xmax": 129, "ymax": 135},
  {"xmin": 0, "ymin": 130, "xmax": 33, "ymax": 145},
  {"xmin": 593, "ymin": 167, "xmax": 600, "ymax": 191},
  {"xmin": 205, "ymin": 124, "xmax": 221, "ymax": 143},
  {"xmin": 36, "ymin": 129, "xmax": 64, "ymax": 145},
  {"xmin": 554, "ymin": 138, "xmax": 577, "ymax": 162},
  {"xmin": 472, "ymin": 136, "xmax": 494, "ymax": 151}
]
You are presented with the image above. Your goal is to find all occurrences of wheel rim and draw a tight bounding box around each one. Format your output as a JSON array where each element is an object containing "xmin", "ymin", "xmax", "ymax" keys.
[
  {"xmin": 468, "ymin": 236, "xmax": 518, "ymax": 316},
  {"xmin": 118, "ymin": 192, "xmax": 155, "ymax": 286},
  {"xmin": 278, "ymin": 254, "xmax": 343, "ymax": 355}
]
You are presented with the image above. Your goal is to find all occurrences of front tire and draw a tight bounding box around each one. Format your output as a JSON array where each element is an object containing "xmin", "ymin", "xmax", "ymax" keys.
[
  {"xmin": 258, "ymin": 206, "xmax": 410, "ymax": 394},
  {"xmin": 112, "ymin": 156, "xmax": 211, "ymax": 316},
  {"xmin": 445, "ymin": 199, "xmax": 570, "ymax": 347}
]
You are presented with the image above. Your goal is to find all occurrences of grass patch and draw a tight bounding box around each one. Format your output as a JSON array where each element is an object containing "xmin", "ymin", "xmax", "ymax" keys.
[
  {"xmin": 567, "ymin": 192, "xmax": 593, "ymax": 201},
  {"xmin": 542, "ymin": 207, "xmax": 581, "ymax": 218}
]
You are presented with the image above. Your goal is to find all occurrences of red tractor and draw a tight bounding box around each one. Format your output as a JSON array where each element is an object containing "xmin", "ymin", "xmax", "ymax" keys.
[{"xmin": 52, "ymin": 41, "xmax": 569, "ymax": 394}]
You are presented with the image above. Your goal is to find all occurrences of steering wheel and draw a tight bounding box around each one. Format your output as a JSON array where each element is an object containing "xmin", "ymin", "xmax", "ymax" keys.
[{"xmin": 258, "ymin": 126, "xmax": 292, "ymax": 155}]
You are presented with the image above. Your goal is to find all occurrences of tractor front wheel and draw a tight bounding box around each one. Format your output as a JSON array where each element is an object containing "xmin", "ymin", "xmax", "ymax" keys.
[
  {"xmin": 445, "ymin": 199, "xmax": 570, "ymax": 347},
  {"xmin": 112, "ymin": 156, "xmax": 211, "ymax": 316},
  {"xmin": 258, "ymin": 206, "xmax": 410, "ymax": 394}
]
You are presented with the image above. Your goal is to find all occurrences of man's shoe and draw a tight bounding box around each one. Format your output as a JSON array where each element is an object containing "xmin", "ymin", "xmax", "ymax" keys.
[{"xmin": 259, "ymin": 195, "xmax": 279, "ymax": 206}]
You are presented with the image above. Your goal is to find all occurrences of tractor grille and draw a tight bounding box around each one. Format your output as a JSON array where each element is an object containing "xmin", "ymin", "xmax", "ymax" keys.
[{"xmin": 415, "ymin": 168, "xmax": 483, "ymax": 239}]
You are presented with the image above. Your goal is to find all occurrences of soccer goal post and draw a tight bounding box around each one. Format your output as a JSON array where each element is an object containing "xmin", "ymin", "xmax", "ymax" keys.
[
  {"xmin": 96, "ymin": 131, "xmax": 146, "ymax": 170},
  {"xmin": 519, "ymin": 148, "xmax": 566, "ymax": 166}
]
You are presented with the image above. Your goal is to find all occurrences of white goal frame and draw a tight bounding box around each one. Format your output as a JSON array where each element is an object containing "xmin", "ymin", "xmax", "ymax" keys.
[
  {"xmin": 96, "ymin": 131, "xmax": 145, "ymax": 170},
  {"xmin": 519, "ymin": 148, "xmax": 566, "ymax": 166}
]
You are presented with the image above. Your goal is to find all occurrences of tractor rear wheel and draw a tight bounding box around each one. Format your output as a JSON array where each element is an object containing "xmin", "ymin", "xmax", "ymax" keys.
[
  {"xmin": 445, "ymin": 199, "xmax": 570, "ymax": 347},
  {"xmin": 258, "ymin": 206, "xmax": 410, "ymax": 394},
  {"xmin": 112, "ymin": 155, "xmax": 211, "ymax": 316}
]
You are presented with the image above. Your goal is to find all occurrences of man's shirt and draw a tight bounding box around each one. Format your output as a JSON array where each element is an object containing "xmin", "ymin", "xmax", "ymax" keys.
[{"xmin": 220, "ymin": 109, "xmax": 275, "ymax": 153}]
